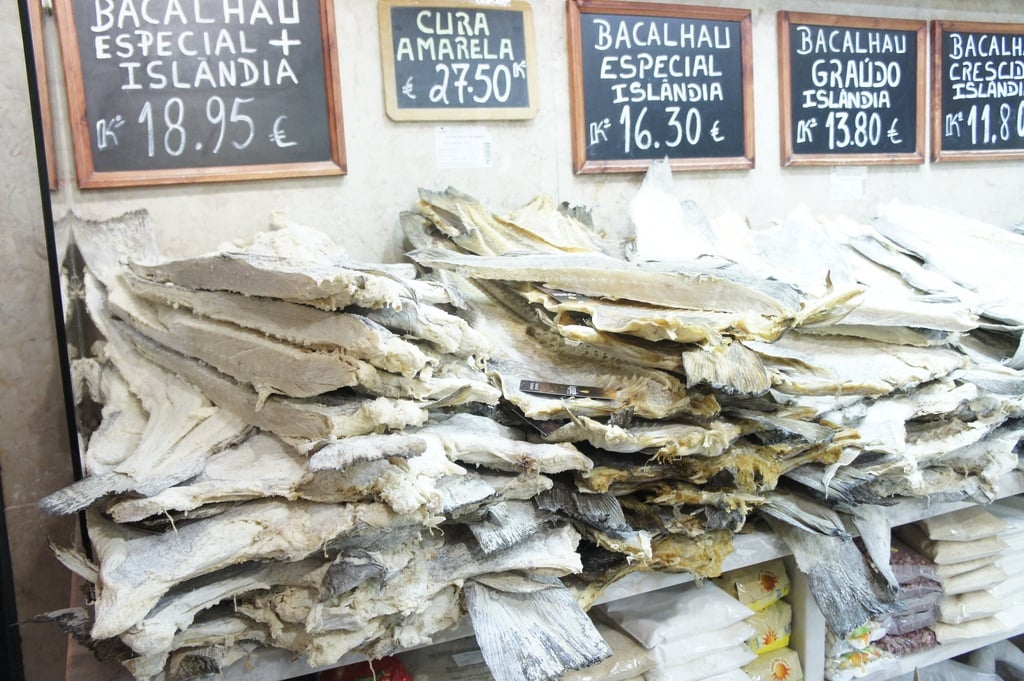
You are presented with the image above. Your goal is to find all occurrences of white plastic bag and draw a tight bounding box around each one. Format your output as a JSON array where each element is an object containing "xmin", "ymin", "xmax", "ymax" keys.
[{"xmin": 598, "ymin": 581, "xmax": 753, "ymax": 648}]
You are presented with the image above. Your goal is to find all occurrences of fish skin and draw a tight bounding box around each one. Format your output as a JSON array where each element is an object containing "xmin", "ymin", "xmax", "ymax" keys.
[{"xmin": 465, "ymin": 576, "xmax": 611, "ymax": 681}]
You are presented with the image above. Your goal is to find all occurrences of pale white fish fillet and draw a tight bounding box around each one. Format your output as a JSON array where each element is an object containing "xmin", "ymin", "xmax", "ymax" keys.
[
  {"xmin": 40, "ymin": 276, "xmax": 252, "ymax": 515},
  {"xmin": 123, "ymin": 614, "xmax": 270, "ymax": 681},
  {"xmin": 542, "ymin": 411, "xmax": 741, "ymax": 460},
  {"xmin": 523, "ymin": 286, "xmax": 800, "ymax": 344},
  {"xmin": 418, "ymin": 187, "xmax": 614, "ymax": 256},
  {"xmin": 129, "ymin": 249, "xmax": 412, "ymax": 312},
  {"xmin": 825, "ymin": 379, "xmax": 980, "ymax": 453},
  {"xmin": 117, "ymin": 319, "xmax": 429, "ymax": 441},
  {"xmin": 63, "ymin": 209, "xmax": 160, "ymax": 290},
  {"xmin": 304, "ymin": 432, "xmax": 428, "ymax": 471},
  {"xmin": 109, "ymin": 281, "xmax": 366, "ymax": 400},
  {"xmin": 120, "ymin": 558, "xmax": 329, "ymax": 658},
  {"xmin": 750, "ymin": 205, "xmax": 860, "ymax": 297},
  {"xmin": 747, "ymin": 333, "xmax": 968, "ymax": 396},
  {"xmin": 547, "ymin": 319, "xmax": 685, "ymax": 371},
  {"xmin": 408, "ymin": 248, "xmax": 802, "ymax": 317},
  {"xmin": 124, "ymin": 272, "xmax": 433, "ymax": 378},
  {"xmin": 472, "ymin": 300, "xmax": 717, "ymax": 421},
  {"xmin": 88, "ymin": 499, "xmax": 417, "ymax": 640},
  {"xmin": 111, "ymin": 432, "xmax": 461, "ymax": 522},
  {"xmin": 419, "ymin": 413, "xmax": 593, "ymax": 475},
  {"xmin": 797, "ymin": 324, "xmax": 959, "ymax": 347},
  {"xmin": 70, "ymin": 357, "xmax": 145, "ymax": 475},
  {"xmin": 359, "ymin": 301, "xmax": 491, "ymax": 357},
  {"xmin": 902, "ymin": 399, "xmax": 1012, "ymax": 465},
  {"xmin": 307, "ymin": 524, "xmax": 583, "ymax": 635},
  {"xmin": 876, "ymin": 201, "xmax": 1024, "ymax": 325}
]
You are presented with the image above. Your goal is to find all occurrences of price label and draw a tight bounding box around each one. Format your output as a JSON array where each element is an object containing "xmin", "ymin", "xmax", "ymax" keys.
[
  {"xmin": 568, "ymin": 1, "xmax": 754, "ymax": 173},
  {"xmin": 933, "ymin": 21, "xmax": 1024, "ymax": 161},
  {"xmin": 379, "ymin": 1, "xmax": 538, "ymax": 121},
  {"xmin": 54, "ymin": 0, "xmax": 346, "ymax": 187},
  {"xmin": 779, "ymin": 12, "xmax": 926, "ymax": 165}
]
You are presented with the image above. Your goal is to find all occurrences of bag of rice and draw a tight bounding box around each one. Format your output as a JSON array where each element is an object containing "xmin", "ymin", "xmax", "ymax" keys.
[
  {"xmin": 716, "ymin": 559, "xmax": 791, "ymax": 612},
  {"xmin": 598, "ymin": 581, "xmax": 753, "ymax": 648},
  {"xmin": 645, "ymin": 644, "xmax": 756, "ymax": 681},
  {"xmin": 746, "ymin": 600, "xmax": 792, "ymax": 655},
  {"xmin": 744, "ymin": 647, "xmax": 804, "ymax": 681},
  {"xmin": 896, "ymin": 524, "xmax": 1008, "ymax": 565},
  {"xmin": 933, "ymin": 616, "xmax": 1007, "ymax": 644},
  {"xmin": 652, "ymin": 620, "xmax": 755, "ymax": 668},
  {"xmin": 917, "ymin": 507, "xmax": 1008, "ymax": 542},
  {"xmin": 942, "ymin": 564, "xmax": 1006, "ymax": 596},
  {"xmin": 560, "ymin": 622, "xmax": 655, "ymax": 681},
  {"xmin": 939, "ymin": 590, "xmax": 1002, "ymax": 625}
]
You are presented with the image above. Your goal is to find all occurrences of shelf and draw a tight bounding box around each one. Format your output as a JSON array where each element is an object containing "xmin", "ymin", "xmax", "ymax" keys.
[
  {"xmin": 67, "ymin": 472, "xmax": 1024, "ymax": 681},
  {"xmin": 860, "ymin": 616, "xmax": 1024, "ymax": 681}
]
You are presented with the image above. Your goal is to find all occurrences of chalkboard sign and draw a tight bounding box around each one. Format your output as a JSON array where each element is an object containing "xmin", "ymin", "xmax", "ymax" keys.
[
  {"xmin": 778, "ymin": 12, "xmax": 926, "ymax": 166},
  {"xmin": 378, "ymin": 0, "xmax": 538, "ymax": 121},
  {"xmin": 567, "ymin": 0, "xmax": 754, "ymax": 174},
  {"xmin": 54, "ymin": 0, "xmax": 346, "ymax": 188},
  {"xmin": 932, "ymin": 20, "xmax": 1024, "ymax": 162}
]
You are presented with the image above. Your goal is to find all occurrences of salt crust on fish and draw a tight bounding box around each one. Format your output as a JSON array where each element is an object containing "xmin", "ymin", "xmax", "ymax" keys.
[
  {"xmin": 748, "ymin": 332, "xmax": 968, "ymax": 396},
  {"xmin": 124, "ymin": 272, "xmax": 434, "ymax": 378},
  {"xmin": 88, "ymin": 499, "xmax": 420, "ymax": 640}
]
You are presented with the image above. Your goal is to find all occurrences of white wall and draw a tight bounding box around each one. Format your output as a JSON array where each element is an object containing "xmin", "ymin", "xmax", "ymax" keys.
[{"xmin": 39, "ymin": 0, "xmax": 1024, "ymax": 265}]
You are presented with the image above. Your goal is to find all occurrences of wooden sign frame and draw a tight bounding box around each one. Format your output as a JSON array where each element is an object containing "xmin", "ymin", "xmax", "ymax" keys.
[
  {"xmin": 567, "ymin": 0, "xmax": 755, "ymax": 174},
  {"xmin": 53, "ymin": 0, "xmax": 346, "ymax": 188},
  {"xmin": 778, "ymin": 12, "xmax": 927, "ymax": 167},
  {"xmin": 932, "ymin": 20, "xmax": 1024, "ymax": 163},
  {"xmin": 27, "ymin": 0, "xmax": 58, "ymax": 190},
  {"xmin": 378, "ymin": 0, "xmax": 539, "ymax": 122}
]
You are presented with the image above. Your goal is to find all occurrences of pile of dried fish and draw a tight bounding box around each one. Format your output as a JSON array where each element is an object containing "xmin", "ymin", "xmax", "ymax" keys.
[
  {"xmin": 38, "ymin": 163, "xmax": 1024, "ymax": 680},
  {"xmin": 40, "ymin": 211, "xmax": 612, "ymax": 681}
]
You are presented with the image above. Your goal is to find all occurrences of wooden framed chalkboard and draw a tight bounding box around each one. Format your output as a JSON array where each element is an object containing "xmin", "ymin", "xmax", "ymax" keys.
[
  {"xmin": 27, "ymin": 0, "xmax": 58, "ymax": 190},
  {"xmin": 379, "ymin": 0, "xmax": 539, "ymax": 121},
  {"xmin": 54, "ymin": 0, "xmax": 346, "ymax": 188},
  {"xmin": 778, "ymin": 12, "xmax": 926, "ymax": 166},
  {"xmin": 932, "ymin": 20, "xmax": 1024, "ymax": 162},
  {"xmin": 567, "ymin": 0, "xmax": 754, "ymax": 174}
]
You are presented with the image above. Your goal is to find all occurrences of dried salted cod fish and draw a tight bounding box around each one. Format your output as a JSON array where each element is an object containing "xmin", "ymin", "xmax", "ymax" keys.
[
  {"xmin": 109, "ymin": 281, "xmax": 365, "ymax": 399},
  {"xmin": 466, "ymin": 575, "xmax": 610, "ymax": 681},
  {"xmin": 129, "ymin": 224, "xmax": 415, "ymax": 311},
  {"xmin": 120, "ymin": 558, "xmax": 329, "ymax": 660},
  {"xmin": 681, "ymin": 339, "xmax": 771, "ymax": 395},
  {"xmin": 117, "ymin": 319, "xmax": 429, "ymax": 440},
  {"xmin": 468, "ymin": 500, "xmax": 547, "ymax": 553},
  {"xmin": 70, "ymin": 357, "xmax": 145, "ymax": 475},
  {"xmin": 876, "ymin": 201, "xmax": 1024, "ymax": 328},
  {"xmin": 39, "ymin": 276, "xmax": 251, "ymax": 515},
  {"xmin": 471, "ymin": 299, "xmax": 717, "ymax": 421},
  {"xmin": 303, "ymin": 432, "xmax": 428, "ymax": 470},
  {"xmin": 768, "ymin": 517, "xmax": 899, "ymax": 637},
  {"xmin": 111, "ymin": 280, "xmax": 499, "ymax": 405},
  {"xmin": 87, "ymin": 499, "xmax": 418, "ymax": 640},
  {"xmin": 543, "ymin": 411, "xmax": 741, "ymax": 460},
  {"xmin": 408, "ymin": 248, "xmax": 803, "ymax": 318},
  {"xmin": 107, "ymin": 431, "xmax": 461, "ymax": 522},
  {"xmin": 747, "ymin": 332, "xmax": 968, "ymax": 397},
  {"xmin": 306, "ymin": 524, "xmax": 584, "ymax": 638},
  {"xmin": 535, "ymin": 485, "xmax": 652, "ymax": 562},
  {"xmin": 521, "ymin": 288, "xmax": 776, "ymax": 344},
  {"xmin": 124, "ymin": 272, "xmax": 434, "ymax": 377},
  {"xmin": 418, "ymin": 413, "xmax": 593, "ymax": 475}
]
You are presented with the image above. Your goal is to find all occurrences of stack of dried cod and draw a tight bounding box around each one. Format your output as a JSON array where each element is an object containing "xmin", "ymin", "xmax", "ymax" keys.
[{"xmin": 39, "ymin": 162, "xmax": 1024, "ymax": 680}]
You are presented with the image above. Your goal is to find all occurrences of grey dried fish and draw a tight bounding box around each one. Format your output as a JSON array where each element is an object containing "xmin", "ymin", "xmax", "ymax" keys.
[{"xmin": 466, "ymin": 576, "xmax": 610, "ymax": 681}]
